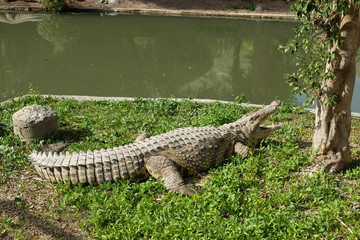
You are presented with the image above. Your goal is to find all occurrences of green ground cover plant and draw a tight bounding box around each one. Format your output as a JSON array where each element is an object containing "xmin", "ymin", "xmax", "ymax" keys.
[{"xmin": 1, "ymin": 94, "xmax": 360, "ymax": 239}]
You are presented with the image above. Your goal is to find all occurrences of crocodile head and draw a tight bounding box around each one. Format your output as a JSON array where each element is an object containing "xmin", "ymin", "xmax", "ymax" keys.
[
  {"xmin": 246, "ymin": 124, "xmax": 282, "ymax": 146},
  {"xmin": 220, "ymin": 100, "xmax": 282, "ymax": 146}
]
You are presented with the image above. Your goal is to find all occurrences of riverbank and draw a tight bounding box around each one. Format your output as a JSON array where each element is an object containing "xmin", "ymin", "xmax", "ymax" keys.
[{"xmin": 0, "ymin": 0, "xmax": 297, "ymax": 20}]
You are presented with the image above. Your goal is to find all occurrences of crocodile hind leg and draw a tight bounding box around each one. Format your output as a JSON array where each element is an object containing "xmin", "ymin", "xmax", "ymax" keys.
[
  {"xmin": 134, "ymin": 133, "xmax": 151, "ymax": 143},
  {"xmin": 146, "ymin": 155, "xmax": 196, "ymax": 195}
]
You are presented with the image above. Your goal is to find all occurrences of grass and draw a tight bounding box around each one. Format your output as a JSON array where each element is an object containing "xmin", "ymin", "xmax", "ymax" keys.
[{"xmin": 1, "ymin": 93, "xmax": 360, "ymax": 239}]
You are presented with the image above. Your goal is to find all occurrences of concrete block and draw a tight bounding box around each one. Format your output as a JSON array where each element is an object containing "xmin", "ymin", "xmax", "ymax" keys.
[{"xmin": 12, "ymin": 105, "xmax": 58, "ymax": 141}]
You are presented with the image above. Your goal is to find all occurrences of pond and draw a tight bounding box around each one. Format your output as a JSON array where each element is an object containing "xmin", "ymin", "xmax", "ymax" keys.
[{"xmin": 1, "ymin": 12, "xmax": 359, "ymax": 111}]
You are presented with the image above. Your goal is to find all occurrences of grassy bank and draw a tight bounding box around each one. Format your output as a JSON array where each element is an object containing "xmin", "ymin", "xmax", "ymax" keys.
[{"xmin": 1, "ymin": 94, "xmax": 360, "ymax": 239}]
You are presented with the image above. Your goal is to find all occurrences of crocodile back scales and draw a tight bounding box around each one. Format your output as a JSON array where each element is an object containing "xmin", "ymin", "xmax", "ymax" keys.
[{"xmin": 28, "ymin": 125, "xmax": 233, "ymax": 185}]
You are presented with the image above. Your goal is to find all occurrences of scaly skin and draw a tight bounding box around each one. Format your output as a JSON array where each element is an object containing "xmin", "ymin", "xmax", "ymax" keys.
[{"xmin": 28, "ymin": 100, "xmax": 281, "ymax": 194}]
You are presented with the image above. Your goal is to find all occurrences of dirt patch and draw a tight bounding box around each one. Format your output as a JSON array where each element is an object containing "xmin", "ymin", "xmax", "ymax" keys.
[
  {"xmin": 0, "ymin": 168, "xmax": 90, "ymax": 240},
  {"xmin": 0, "ymin": 0, "xmax": 294, "ymax": 16}
]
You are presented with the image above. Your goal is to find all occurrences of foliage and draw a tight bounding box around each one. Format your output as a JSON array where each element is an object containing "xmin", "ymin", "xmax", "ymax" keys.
[
  {"xmin": 243, "ymin": 3, "xmax": 256, "ymax": 11},
  {"xmin": 1, "ymin": 94, "xmax": 360, "ymax": 238},
  {"xmin": 279, "ymin": 0, "xmax": 354, "ymax": 106},
  {"xmin": 37, "ymin": 0, "xmax": 67, "ymax": 11},
  {"xmin": 279, "ymin": 26, "xmax": 328, "ymax": 106},
  {"xmin": 235, "ymin": 94, "xmax": 247, "ymax": 104}
]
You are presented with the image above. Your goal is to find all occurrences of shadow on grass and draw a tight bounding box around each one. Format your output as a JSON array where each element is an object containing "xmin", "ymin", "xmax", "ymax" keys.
[
  {"xmin": 345, "ymin": 158, "xmax": 360, "ymax": 171},
  {"xmin": 299, "ymin": 141, "xmax": 312, "ymax": 149},
  {"xmin": 44, "ymin": 128, "xmax": 93, "ymax": 145},
  {"xmin": 35, "ymin": 129, "xmax": 93, "ymax": 152},
  {"xmin": 0, "ymin": 124, "xmax": 11, "ymax": 137},
  {"xmin": 0, "ymin": 199, "xmax": 83, "ymax": 240}
]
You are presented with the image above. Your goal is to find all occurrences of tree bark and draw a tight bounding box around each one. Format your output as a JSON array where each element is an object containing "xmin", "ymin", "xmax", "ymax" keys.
[{"xmin": 312, "ymin": 3, "xmax": 360, "ymax": 173}]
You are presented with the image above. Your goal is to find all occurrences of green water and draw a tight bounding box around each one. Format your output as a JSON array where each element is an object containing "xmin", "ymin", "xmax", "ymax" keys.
[{"xmin": 1, "ymin": 12, "xmax": 297, "ymax": 104}]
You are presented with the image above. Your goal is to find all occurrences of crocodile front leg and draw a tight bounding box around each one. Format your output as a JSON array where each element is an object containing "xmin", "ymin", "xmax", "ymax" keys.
[
  {"xmin": 234, "ymin": 142, "xmax": 251, "ymax": 158},
  {"xmin": 146, "ymin": 155, "xmax": 196, "ymax": 195}
]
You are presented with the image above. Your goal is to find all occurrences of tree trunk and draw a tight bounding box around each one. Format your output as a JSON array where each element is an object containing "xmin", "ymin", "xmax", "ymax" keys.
[{"xmin": 312, "ymin": 4, "xmax": 360, "ymax": 173}]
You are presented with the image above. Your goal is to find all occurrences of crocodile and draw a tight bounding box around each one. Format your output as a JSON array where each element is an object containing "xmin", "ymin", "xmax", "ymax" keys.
[{"xmin": 28, "ymin": 100, "xmax": 281, "ymax": 195}]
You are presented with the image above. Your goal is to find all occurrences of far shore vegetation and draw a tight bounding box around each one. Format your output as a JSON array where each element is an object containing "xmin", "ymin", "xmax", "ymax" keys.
[{"xmin": 1, "ymin": 93, "xmax": 360, "ymax": 239}]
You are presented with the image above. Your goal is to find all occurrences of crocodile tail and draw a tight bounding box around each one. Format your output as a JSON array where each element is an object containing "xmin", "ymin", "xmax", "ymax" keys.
[{"xmin": 28, "ymin": 145, "xmax": 148, "ymax": 185}]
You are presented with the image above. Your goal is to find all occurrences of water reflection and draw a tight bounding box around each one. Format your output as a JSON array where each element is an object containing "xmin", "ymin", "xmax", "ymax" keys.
[
  {"xmin": 37, "ymin": 15, "xmax": 78, "ymax": 54},
  {"xmin": 1, "ymin": 12, "xmax": 297, "ymax": 105},
  {"xmin": 0, "ymin": 12, "xmax": 46, "ymax": 24}
]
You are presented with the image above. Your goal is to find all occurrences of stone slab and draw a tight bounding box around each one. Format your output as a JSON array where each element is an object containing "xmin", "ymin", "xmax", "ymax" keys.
[{"xmin": 12, "ymin": 104, "xmax": 58, "ymax": 141}]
